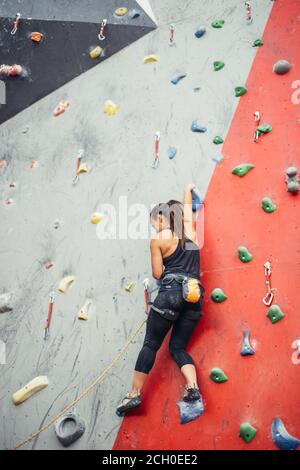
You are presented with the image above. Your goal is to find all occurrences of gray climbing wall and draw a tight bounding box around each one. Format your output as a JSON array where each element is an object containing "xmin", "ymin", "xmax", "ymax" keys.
[{"xmin": 0, "ymin": 0, "xmax": 273, "ymax": 450}]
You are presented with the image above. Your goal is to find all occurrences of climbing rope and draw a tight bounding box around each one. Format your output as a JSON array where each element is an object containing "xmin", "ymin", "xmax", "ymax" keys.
[{"xmin": 12, "ymin": 317, "xmax": 147, "ymax": 450}]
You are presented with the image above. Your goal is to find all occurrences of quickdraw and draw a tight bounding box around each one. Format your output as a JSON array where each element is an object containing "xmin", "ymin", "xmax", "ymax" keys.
[
  {"xmin": 262, "ymin": 261, "xmax": 276, "ymax": 306},
  {"xmin": 143, "ymin": 279, "xmax": 149, "ymax": 315},
  {"xmin": 11, "ymin": 13, "xmax": 21, "ymax": 35},
  {"xmin": 98, "ymin": 19, "xmax": 107, "ymax": 41},
  {"xmin": 245, "ymin": 2, "xmax": 252, "ymax": 24},
  {"xmin": 169, "ymin": 24, "xmax": 175, "ymax": 46},
  {"xmin": 253, "ymin": 111, "xmax": 260, "ymax": 142},
  {"xmin": 72, "ymin": 149, "xmax": 84, "ymax": 185},
  {"xmin": 44, "ymin": 292, "xmax": 55, "ymax": 340},
  {"xmin": 152, "ymin": 131, "xmax": 160, "ymax": 169}
]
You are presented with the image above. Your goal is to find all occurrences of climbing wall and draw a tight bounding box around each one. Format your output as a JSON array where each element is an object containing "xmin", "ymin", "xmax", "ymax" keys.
[{"xmin": 1, "ymin": 0, "xmax": 298, "ymax": 451}]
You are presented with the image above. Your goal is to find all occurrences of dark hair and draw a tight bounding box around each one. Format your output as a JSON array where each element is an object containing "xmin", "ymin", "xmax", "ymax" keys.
[{"xmin": 150, "ymin": 200, "xmax": 186, "ymax": 247}]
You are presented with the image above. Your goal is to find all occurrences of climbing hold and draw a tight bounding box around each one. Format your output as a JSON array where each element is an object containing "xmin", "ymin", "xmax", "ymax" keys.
[
  {"xmin": 212, "ymin": 155, "xmax": 224, "ymax": 164},
  {"xmin": 53, "ymin": 101, "xmax": 69, "ymax": 117},
  {"xmin": 125, "ymin": 282, "xmax": 135, "ymax": 293},
  {"xmin": 169, "ymin": 24, "xmax": 175, "ymax": 46},
  {"xmin": 211, "ymin": 288, "xmax": 227, "ymax": 303},
  {"xmin": 0, "ymin": 160, "xmax": 6, "ymax": 171},
  {"xmin": 194, "ymin": 27, "xmax": 206, "ymax": 38},
  {"xmin": 262, "ymin": 197, "xmax": 277, "ymax": 213},
  {"xmin": 245, "ymin": 1, "xmax": 253, "ymax": 24},
  {"xmin": 30, "ymin": 32, "xmax": 43, "ymax": 43},
  {"xmin": 129, "ymin": 10, "xmax": 140, "ymax": 20},
  {"xmin": 240, "ymin": 331, "xmax": 255, "ymax": 356},
  {"xmin": 235, "ymin": 86, "xmax": 247, "ymax": 97},
  {"xmin": 58, "ymin": 275, "xmax": 75, "ymax": 294},
  {"xmin": 239, "ymin": 423, "xmax": 257, "ymax": 443},
  {"xmin": 211, "ymin": 20, "xmax": 225, "ymax": 28},
  {"xmin": 285, "ymin": 167, "xmax": 300, "ymax": 193},
  {"xmin": 257, "ymin": 123, "xmax": 272, "ymax": 136},
  {"xmin": 0, "ymin": 64, "xmax": 23, "ymax": 77},
  {"xmin": 168, "ymin": 146, "xmax": 177, "ymax": 160},
  {"xmin": 45, "ymin": 261, "xmax": 54, "ymax": 270},
  {"xmin": 192, "ymin": 188, "xmax": 204, "ymax": 212},
  {"xmin": 178, "ymin": 398, "xmax": 204, "ymax": 424},
  {"xmin": 213, "ymin": 136, "xmax": 224, "ymax": 144},
  {"xmin": 115, "ymin": 7, "xmax": 128, "ymax": 17},
  {"xmin": 267, "ymin": 304, "xmax": 284, "ymax": 324},
  {"xmin": 232, "ymin": 163, "xmax": 254, "ymax": 177},
  {"xmin": 213, "ymin": 61, "xmax": 225, "ymax": 71},
  {"xmin": 78, "ymin": 299, "xmax": 92, "ymax": 320},
  {"xmin": 143, "ymin": 55, "xmax": 159, "ymax": 64},
  {"xmin": 210, "ymin": 368, "xmax": 228, "ymax": 383},
  {"xmin": 193, "ymin": 85, "xmax": 201, "ymax": 92},
  {"xmin": 76, "ymin": 163, "xmax": 88, "ymax": 175},
  {"xmin": 252, "ymin": 39, "xmax": 263, "ymax": 47},
  {"xmin": 89, "ymin": 46, "xmax": 103, "ymax": 59},
  {"xmin": 191, "ymin": 121, "xmax": 207, "ymax": 133},
  {"xmin": 273, "ymin": 60, "xmax": 291, "ymax": 75},
  {"xmin": 12, "ymin": 376, "xmax": 49, "ymax": 405},
  {"xmin": 55, "ymin": 412, "xmax": 86, "ymax": 447},
  {"xmin": 91, "ymin": 213, "xmax": 104, "ymax": 224},
  {"xmin": 0, "ymin": 292, "xmax": 13, "ymax": 314},
  {"xmin": 104, "ymin": 100, "xmax": 120, "ymax": 116},
  {"xmin": 171, "ymin": 73, "xmax": 186, "ymax": 85},
  {"xmin": 271, "ymin": 418, "xmax": 300, "ymax": 450},
  {"xmin": 238, "ymin": 246, "xmax": 253, "ymax": 263}
]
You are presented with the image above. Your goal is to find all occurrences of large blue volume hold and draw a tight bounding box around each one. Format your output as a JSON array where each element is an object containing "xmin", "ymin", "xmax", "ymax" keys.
[{"xmin": 271, "ymin": 418, "xmax": 300, "ymax": 450}]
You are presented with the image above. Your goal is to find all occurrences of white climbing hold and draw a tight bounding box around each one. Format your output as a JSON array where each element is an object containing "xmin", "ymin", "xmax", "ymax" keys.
[
  {"xmin": 90, "ymin": 212, "xmax": 104, "ymax": 224},
  {"xmin": 12, "ymin": 376, "xmax": 49, "ymax": 405},
  {"xmin": 77, "ymin": 299, "xmax": 92, "ymax": 320},
  {"xmin": 58, "ymin": 275, "xmax": 75, "ymax": 293},
  {"xmin": 143, "ymin": 55, "xmax": 159, "ymax": 64}
]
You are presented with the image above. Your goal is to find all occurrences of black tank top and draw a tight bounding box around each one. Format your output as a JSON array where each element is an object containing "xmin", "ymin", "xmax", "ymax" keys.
[{"xmin": 163, "ymin": 238, "xmax": 200, "ymax": 280}]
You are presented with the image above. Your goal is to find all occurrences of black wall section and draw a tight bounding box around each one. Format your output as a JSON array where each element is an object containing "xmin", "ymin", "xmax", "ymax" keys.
[{"xmin": 0, "ymin": 1, "xmax": 156, "ymax": 124}]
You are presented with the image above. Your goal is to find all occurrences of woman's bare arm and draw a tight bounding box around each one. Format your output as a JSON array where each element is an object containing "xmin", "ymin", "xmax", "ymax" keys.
[
  {"xmin": 150, "ymin": 238, "xmax": 164, "ymax": 279},
  {"xmin": 183, "ymin": 184, "xmax": 197, "ymax": 241}
]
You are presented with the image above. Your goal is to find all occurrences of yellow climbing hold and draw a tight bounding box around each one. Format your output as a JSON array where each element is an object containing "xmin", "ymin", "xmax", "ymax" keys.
[
  {"xmin": 76, "ymin": 163, "xmax": 88, "ymax": 175},
  {"xmin": 91, "ymin": 213, "xmax": 104, "ymax": 225},
  {"xmin": 58, "ymin": 275, "xmax": 75, "ymax": 293},
  {"xmin": 104, "ymin": 100, "xmax": 120, "ymax": 116},
  {"xmin": 125, "ymin": 282, "xmax": 135, "ymax": 293},
  {"xmin": 12, "ymin": 376, "xmax": 49, "ymax": 405},
  {"xmin": 115, "ymin": 7, "xmax": 128, "ymax": 17},
  {"xmin": 77, "ymin": 299, "xmax": 92, "ymax": 321},
  {"xmin": 143, "ymin": 55, "xmax": 159, "ymax": 64},
  {"xmin": 89, "ymin": 46, "xmax": 103, "ymax": 59}
]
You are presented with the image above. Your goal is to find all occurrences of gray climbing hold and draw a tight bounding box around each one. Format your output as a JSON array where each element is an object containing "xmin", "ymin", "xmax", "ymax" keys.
[
  {"xmin": 240, "ymin": 331, "xmax": 255, "ymax": 356},
  {"xmin": 55, "ymin": 412, "xmax": 86, "ymax": 447},
  {"xmin": 194, "ymin": 26, "xmax": 206, "ymax": 38},
  {"xmin": 273, "ymin": 60, "xmax": 291, "ymax": 75},
  {"xmin": 191, "ymin": 121, "xmax": 207, "ymax": 133},
  {"xmin": 0, "ymin": 292, "xmax": 14, "ymax": 314},
  {"xmin": 129, "ymin": 9, "xmax": 140, "ymax": 19},
  {"xmin": 168, "ymin": 146, "xmax": 177, "ymax": 160},
  {"xmin": 271, "ymin": 418, "xmax": 300, "ymax": 450},
  {"xmin": 212, "ymin": 155, "xmax": 224, "ymax": 164},
  {"xmin": 171, "ymin": 73, "xmax": 186, "ymax": 85},
  {"xmin": 285, "ymin": 167, "xmax": 300, "ymax": 193},
  {"xmin": 193, "ymin": 85, "xmax": 201, "ymax": 92},
  {"xmin": 178, "ymin": 398, "xmax": 204, "ymax": 424}
]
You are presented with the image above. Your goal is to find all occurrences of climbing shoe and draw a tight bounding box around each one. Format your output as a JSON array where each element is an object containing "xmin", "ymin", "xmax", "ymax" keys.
[
  {"xmin": 183, "ymin": 386, "xmax": 201, "ymax": 403},
  {"xmin": 116, "ymin": 393, "xmax": 141, "ymax": 416}
]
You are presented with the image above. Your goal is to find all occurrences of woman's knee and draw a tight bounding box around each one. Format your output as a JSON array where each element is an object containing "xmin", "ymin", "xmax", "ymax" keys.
[{"xmin": 169, "ymin": 343, "xmax": 194, "ymax": 368}]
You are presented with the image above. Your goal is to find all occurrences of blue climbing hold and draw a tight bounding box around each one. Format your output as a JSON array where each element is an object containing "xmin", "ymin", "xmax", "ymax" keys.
[
  {"xmin": 129, "ymin": 9, "xmax": 140, "ymax": 19},
  {"xmin": 240, "ymin": 331, "xmax": 255, "ymax": 356},
  {"xmin": 193, "ymin": 85, "xmax": 201, "ymax": 92},
  {"xmin": 171, "ymin": 73, "xmax": 187, "ymax": 85},
  {"xmin": 168, "ymin": 146, "xmax": 177, "ymax": 160},
  {"xmin": 212, "ymin": 155, "xmax": 224, "ymax": 164},
  {"xmin": 191, "ymin": 121, "xmax": 207, "ymax": 133},
  {"xmin": 194, "ymin": 26, "xmax": 206, "ymax": 38},
  {"xmin": 271, "ymin": 418, "xmax": 300, "ymax": 450},
  {"xmin": 178, "ymin": 398, "xmax": 204, "ymax": 424},
  {"xmin": 192, "ymin": 188, "xmax": 204, "ymax": 212}
]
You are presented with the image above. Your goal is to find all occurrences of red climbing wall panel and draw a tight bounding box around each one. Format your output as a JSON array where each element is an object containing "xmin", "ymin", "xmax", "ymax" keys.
[{"xmin": 113, "ymin": 0, "xmax": 300, "ymax": 450}]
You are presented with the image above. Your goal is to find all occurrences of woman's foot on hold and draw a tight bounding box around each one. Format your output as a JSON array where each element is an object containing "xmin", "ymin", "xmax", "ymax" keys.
[
  {"xmin": 183, "ymin": 385, "xmax": 201, "ymax": 402},
  {"xmin": 116, "ymin": 392, "xmax": 141, "ymax": 416}
]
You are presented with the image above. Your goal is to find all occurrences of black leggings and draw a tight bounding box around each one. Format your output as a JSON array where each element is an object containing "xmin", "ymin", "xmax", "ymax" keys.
[{"xmin": 135, "ymin": 283, "xmax": 203, "ymax": 374}]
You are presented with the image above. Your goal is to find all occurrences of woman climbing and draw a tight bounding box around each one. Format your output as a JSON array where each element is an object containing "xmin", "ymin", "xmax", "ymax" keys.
[{"xmin": 116, "ymin": 184, "xmax": 204, "ymax": 416}]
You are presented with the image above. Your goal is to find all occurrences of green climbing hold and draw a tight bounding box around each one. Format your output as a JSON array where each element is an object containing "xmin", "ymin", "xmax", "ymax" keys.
[
  {"xmin": 211, "ymin": 288, "xmax": 227, "ymax": 303},
  {"xmin": 238, "ymin": 246, "xmax": 253, "ymax": 263},
  {"xmin": 232, "ymin": 163, "xmax": 255, "ymax": 177},
  {"xmin": 262, "ymin": 197, "xmax": 277, "ymax": 213},
  {"xmin": 252, "ymin": 39, "xmax": 263, "ymax": 47},
  {"xmin": 239, "ymin": 423, "xmax": 257, "ymax": 443},
  {"xmin": 213, "ymin": 61, "xmax": 225, "ymax": 71},
  {"xmin": 267, "ymin": 305, "xmax": 284, "ymax": 324},
  {"xmin": 257, "ymin": 123, "xmax": 272, "ymax": 136},
  {"xmin": 213, "ymin": 136, "xmax": 224, "ymax": 145},
  {"xmin": 235, "ymin": 86, "xmax": 247, "ymax": 97},
  {"xmin": 210, "ymin": 368, "xmax": 228, "ymax": 383},
  {"xmin": 211, "ymin": 20, "xmax": 225, "ymax": 28}
]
